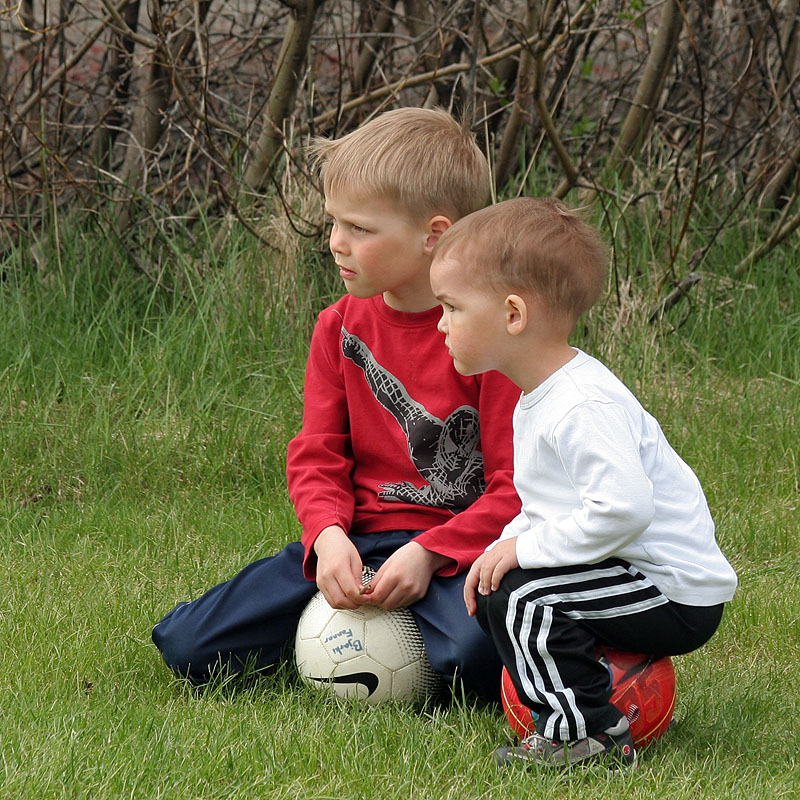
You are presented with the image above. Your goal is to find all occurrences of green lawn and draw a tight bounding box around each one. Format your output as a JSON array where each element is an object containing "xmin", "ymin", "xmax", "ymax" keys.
[{"xmin": 0, "ymin": 220, "xmax": 797, "ymax": 798}]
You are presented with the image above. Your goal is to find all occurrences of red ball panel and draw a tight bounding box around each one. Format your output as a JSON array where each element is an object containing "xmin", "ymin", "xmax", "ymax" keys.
[
  {"xmin": 500, "ymin": 666, "xmax": 535, "ymax": 740},
  {"xmin": 500, "ymin": 647, "xmax": 677, "ymax": 748}
]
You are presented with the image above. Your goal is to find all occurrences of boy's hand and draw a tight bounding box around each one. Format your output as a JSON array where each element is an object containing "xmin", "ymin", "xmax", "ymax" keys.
[
  {"xmin": 463, "ymin": 538, "xmax": 519, "ymax": 617},
  {"xmin": 313, "ymin": 525, "xmax": 365, "ymax": 610},
  {"xmin": 363, "ymin": 542, "xmax": 452, "ymax": 611}
]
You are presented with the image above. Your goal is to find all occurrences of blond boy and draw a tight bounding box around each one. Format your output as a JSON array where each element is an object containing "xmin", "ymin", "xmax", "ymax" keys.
[
  {"xmin": 430, "ymin": 197, "xmax": 737, "ymax": 766},
  {"xmin": 152, "ymin": 109, "xmax": 521, "ymax": 699}
]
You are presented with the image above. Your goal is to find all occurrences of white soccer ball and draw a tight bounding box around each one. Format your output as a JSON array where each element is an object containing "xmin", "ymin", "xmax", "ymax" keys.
[{"xmin": 294, "ymin": 571, "xmax": 444, "ymax": 704}]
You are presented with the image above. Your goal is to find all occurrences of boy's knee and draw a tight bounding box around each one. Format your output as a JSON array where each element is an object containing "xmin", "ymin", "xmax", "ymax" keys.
[
  {"xmin": 424, "ymin": 620, "xmax": 502, "ymax": 701},
  {"xmin": 152, "ymin": 607, "xmax": 210, "ymax": 680},
  {"xmin": 475, "ymin": 585, "xmax": 510, "ymax": 631}
]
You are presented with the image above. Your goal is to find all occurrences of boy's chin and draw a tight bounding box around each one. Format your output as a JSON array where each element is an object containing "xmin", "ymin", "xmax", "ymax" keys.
[
  {"xmin": 344, "ymin": 284, "xmax": 378, "ymax": 300},
  {"xmin": 451, "ymin": 359, "xmax": 477, "ymax": 377}
]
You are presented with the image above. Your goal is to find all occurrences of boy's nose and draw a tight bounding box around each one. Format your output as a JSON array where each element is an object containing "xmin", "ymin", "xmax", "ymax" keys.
[
  {"xmin": 437, "ymin": 313, "xmax": 447, "ymax": 334},
  {"xmin": 329, "ymin": 226, "xmax": 348, "ymax": 256}
]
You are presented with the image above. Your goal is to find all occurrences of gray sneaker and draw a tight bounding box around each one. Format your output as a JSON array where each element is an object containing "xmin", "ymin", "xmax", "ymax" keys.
[{"xmin": 495, "ymin": 716, "xmax": 637, "ymax": 769}]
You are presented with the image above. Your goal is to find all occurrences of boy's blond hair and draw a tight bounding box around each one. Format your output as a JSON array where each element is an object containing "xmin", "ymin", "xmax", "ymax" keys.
[
  {"xmin": 309, "ymin": 107, "xmax": 489, "ymax": 222},
  {"xmin": 435, "ymin": 197, "xmax": 608, "ymax": 321}
]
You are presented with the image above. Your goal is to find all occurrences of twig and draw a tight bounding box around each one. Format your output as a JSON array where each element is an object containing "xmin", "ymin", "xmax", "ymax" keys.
[
  {"xmin": 98, "ymin": 0, "xmax": 156, "ymax": 49},
  {"xmin": 648, "ymin": 271, "xmax": 702, "ymax": 323},
  {"xmin": 12, "ymin": 0, "xmax": 134, "ymax": 121},
  {"xmin": 309, "ymin": 0, "xmax": 596, "ymax": 130},
  {"xmin": 734, "ymin": 190, "xmax": 800, "ymax": 276}
]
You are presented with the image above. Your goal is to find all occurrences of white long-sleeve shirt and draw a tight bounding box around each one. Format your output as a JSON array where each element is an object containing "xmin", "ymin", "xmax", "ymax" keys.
[{"xmin": 495, "ymin": 349, "xmax": 737, "ymax": 606}]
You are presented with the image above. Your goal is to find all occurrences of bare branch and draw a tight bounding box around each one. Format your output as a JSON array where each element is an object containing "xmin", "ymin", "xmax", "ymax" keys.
[
  {"xmin": 98, "ymin": 0, "xmax": 157, "ymax": 49},
  {"xmin": 11, "ymin": 0, "xmax": 134, "ymax": 122},
  {"xmin": 648, "ymin": 271, "xmax": 702, "ymax": 322}
]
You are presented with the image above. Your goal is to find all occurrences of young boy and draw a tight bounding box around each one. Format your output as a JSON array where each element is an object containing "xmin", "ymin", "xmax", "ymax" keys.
[
  {"xmin": 430, "ymin": 197, "xmax": 738, "ymax": 767},
  {"xmin": 151, "ymin": 108, "xmax": 521, "ymax": 701}
]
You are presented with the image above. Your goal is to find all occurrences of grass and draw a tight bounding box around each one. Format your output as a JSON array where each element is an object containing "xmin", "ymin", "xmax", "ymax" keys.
[{"xmin": 0, "ymin": 209, "xmax": 798, "ymax": 799}]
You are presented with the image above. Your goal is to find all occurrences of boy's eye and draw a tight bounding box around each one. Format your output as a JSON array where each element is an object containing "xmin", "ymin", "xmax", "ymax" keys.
[{"xmin": 352, "ymin": 225, "xmax": 368, "ymax": 234}]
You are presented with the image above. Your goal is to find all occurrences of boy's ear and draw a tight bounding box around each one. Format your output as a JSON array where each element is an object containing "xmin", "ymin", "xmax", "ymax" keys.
[
  {"xmin": 505, "ymin": 294, "xmax": 528, "ymax": 335},
  {"xmin": 423, "ymin": 215, "xmax": 452, "ymax": 254}
]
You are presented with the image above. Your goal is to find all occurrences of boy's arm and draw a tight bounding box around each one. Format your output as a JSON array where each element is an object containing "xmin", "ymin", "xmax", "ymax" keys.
[
  {"xmin": 286, "ymin": 312, "xmax": 357, "ymax": 580},
  {"xmin": 515, "ymin": 402, "xmax": 655, "ymax": 569},
  {"xmin": 411, "ymin": 370, "xmax": 521, "ymax": 575}
]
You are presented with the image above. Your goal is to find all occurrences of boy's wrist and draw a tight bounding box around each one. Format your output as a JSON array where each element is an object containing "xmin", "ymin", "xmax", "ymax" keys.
[
  {"xmin": 313, "ymin": 524, "xmax": 348, "ymax": 556},
  {"xmin": 415, "ymin": 544, "xmax": 453, "ymax": 573}
]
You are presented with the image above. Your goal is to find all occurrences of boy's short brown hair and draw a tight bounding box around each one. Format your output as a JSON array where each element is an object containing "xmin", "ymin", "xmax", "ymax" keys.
[
  {"xmin": 434, "ymin": 197, "xmax": 608, "ymax": 320},
  {"xmin": 309, "ymin": 107, "xmax": 489, "ymax": 222}
]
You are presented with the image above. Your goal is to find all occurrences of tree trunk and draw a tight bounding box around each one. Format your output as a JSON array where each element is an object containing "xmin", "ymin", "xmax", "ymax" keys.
[
  {"xmin": 115, "ymin": 0, "xmax": 212, "ymax": 233},
  {"xmin": 494, "ymin": 0, "xmax": 541, "ymax": 190},
  {"xmin": 758, "ymin": 0, "xmax": 800, "ymax": 209},
  {"xmin": 352, "ymin": 1, "xmax": 397, "ymax": 94},
  {"xmin": 399, "ymin": 0, "xmax": 451, "ymax": 108},
  {"xmin": 242, "ymin": 0, "xmax": 326, "ymax": 190},
  {"xmin": 13, "ymin": 0, "xmax": 38, "ymax": 155},
  {"xmin": 90, "ymin": 0, "xmax": 142, "ymax": 169},
  {"xmin": 607, "ymin": 0, "xmax": 684, "ymax": 180}
]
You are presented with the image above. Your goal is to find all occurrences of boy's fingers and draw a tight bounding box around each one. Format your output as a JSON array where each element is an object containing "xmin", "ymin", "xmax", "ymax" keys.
[
  {"xmin": 463, "ymin": 583, "xmax": 477, "ymax": 616},
  {"xmin": 320, "ymin": 573, "xmax": 364, "ymax": 610},
  {"xmin": 479, "ymin": 558, "xmax": 496, "ymax": 596},
  {"xmin": 464, "ymin": 566, "xmax": 478, "ymax": 596},
  {"xmin": 463, "ymin": 576, "xmax": 475, "ymax": 601},
  {"xmin": 491, "ymin": 560, "xmax": 508, "ymax": 591},
  {"xmin": 463, "ymin": 563, "xmax": 480, "ymax": 614}
]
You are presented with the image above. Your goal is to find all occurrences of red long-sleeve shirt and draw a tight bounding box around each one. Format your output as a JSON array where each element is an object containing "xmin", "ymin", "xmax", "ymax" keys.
[{"xmin": 286, "ymin": 294, "xmax": 520, "ymax": 580}]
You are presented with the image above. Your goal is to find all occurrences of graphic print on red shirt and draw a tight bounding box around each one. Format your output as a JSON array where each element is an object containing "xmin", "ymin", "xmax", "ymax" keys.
[{"xmin": 340, "ymin": 322, "xmax": 485, "ymax": 512}]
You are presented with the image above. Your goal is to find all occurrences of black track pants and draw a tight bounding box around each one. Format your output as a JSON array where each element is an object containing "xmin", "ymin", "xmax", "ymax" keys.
[{"xmin": 475, "ymin": 558, "xmax": 724, "ymax": 741}]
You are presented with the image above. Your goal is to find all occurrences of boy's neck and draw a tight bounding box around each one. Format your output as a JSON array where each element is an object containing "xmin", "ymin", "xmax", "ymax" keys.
[
  {"xmin": 510, "ymin": 342, "xmax": 578, "ymax": 395},
  {"xmin": 505, "ymin": 299, "xmax": 579, "ymax": 393},
  {"xmin": 381, "ymin": 284, "xmax": 439, "ymax": 313}
]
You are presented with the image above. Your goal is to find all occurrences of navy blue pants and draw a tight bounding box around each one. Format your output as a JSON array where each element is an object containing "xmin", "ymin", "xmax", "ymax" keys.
[
  {"xmin": 476, "ymin": 559, "xmax": 724, "ymax": 740},
  {"xmin": 152, "ymin": 530, "xmax": 503, "ymax": 700}
]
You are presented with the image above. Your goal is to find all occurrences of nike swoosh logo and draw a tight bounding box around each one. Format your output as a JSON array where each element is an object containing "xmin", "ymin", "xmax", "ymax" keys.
[{"xmin": 306, "ymin": 672, "xmax": 380, "ymax": 696}]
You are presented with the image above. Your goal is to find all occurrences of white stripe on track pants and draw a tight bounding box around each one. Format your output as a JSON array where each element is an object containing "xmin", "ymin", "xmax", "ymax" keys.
[{"xmin": 475, "ymin": 558, "xmax": 723, "ymax": 741}]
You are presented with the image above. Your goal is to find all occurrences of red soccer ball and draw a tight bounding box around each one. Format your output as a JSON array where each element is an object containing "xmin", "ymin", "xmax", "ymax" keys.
[{"xmin": 500, "ymin": 646, "xmax": 677, "ymax": 748}]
